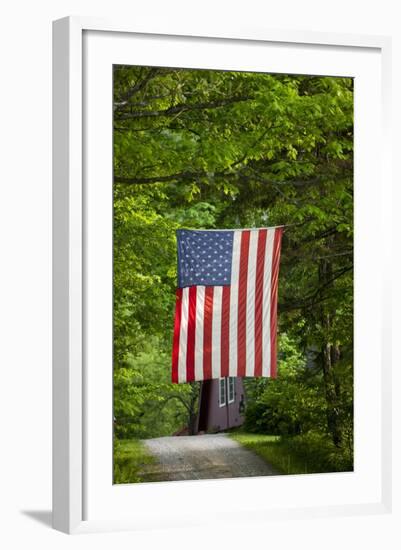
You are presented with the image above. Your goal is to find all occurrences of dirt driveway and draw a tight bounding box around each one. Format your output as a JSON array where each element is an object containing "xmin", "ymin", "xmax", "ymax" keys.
[{"xmin": 141, "ymin": 433, "xmax": 278, "ymax": 481}]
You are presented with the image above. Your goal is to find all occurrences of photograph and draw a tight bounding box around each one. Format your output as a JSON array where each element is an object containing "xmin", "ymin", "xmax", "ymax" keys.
[
  {"xmin": 0, "ymin": 0, "xmax": 395, "ymax": 543},
  {"xmin": 112, "ymin": 64, "xmax": 354, "ymax": 484}
]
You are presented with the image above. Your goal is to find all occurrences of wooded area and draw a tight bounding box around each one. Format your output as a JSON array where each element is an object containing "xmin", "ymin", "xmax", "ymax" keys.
[{"xmin": 113, "ymin": 65, "xmax": 354, "ymax": 477}]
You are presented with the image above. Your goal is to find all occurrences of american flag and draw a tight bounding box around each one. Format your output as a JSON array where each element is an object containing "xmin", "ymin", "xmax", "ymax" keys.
[{"xmin": 171, "ymin": 227, "xmax": 283, "ymax": 383}]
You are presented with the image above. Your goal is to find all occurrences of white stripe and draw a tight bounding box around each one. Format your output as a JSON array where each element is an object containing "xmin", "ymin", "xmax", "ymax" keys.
[
  {"xmin": 194, "ymin": 286, "xmax": 205, "ymax": 381},
  {"xmin": 211, "ymin": 286, "xmax": 223, "ymax": 379},
  {"xmin": 229, "ymin": 231, "xmax": 241, "ymax": 376},
  {"xmin": 262, "ymin": 229, "xmax": 275, "ymax": 376},
  {"xmin": 245, "ymin": 230, "xmax": 259, "ymax": 376},
  {"xmin": 178, "ymin": 287, "xmax": 189, "ymax": 383},
  {"xmin": 230, "ymin": 230, "xmax": 242, "ymax": 287}
]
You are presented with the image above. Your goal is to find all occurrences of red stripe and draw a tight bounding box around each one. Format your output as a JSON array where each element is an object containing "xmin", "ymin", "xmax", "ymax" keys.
[
  {"xmin": 220, "ymin": 285, "xmax": 231, "ymax": 378},
  {"xmin": 203, "ymin": 286, "xmax": 214, "ymax": 380},
  {"xmin": 171, "ymin": 288, "xmax": 183, "ymax": 383},
  {"xmin": 237, "ymin": 230, "xmax": 250, "ymax": 377},
  {"xmin": 270, "ymin": 228, "xmax": 283, "ymax": 378},
  {"xmin": 254, "ymin": 229, "xmax": 267, "ymax": 377},
  {"xmin": 186, "ymin": 286, "xmax": 197, "ymax": 382}
]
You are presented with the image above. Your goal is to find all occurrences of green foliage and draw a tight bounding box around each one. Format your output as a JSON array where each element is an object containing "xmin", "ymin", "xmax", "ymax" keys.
[
  {"xmin": 113, "ymin": 65, "xmax": 354, "ymax": 465},
  {"xmin": 230, "ymin": 432, "xmax": 353, "ymax": 475},
  {"xmin": 113, "ymin": 190, "xmax": 178, "ymax": 359},
  {"xmin": 243, "ymin": 334, "xmax": 327, "ymax": 436},
  {"xmin": 242, "ymin": 333, "xmax": 353, "ymax": 463},
  {"xmin": 113, "ymin": 438, "xmax": 157, "ymax": 484},
  {"xmin": 114, "ymin": 339, "xmax": 198, "ymax": 438}
]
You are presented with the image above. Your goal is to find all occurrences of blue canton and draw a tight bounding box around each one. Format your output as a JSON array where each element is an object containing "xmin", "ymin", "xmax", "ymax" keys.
[{"xmin": 177, "ymin": 229, "xmax": 234, "ymax": 288}]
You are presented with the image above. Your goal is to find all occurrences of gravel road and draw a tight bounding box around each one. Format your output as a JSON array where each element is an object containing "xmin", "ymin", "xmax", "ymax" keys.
[{"xmin": 142, "ymin": 433, "xmax": 278, "ymax": 481}]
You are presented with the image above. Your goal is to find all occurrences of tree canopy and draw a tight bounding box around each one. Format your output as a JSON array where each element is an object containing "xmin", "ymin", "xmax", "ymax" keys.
[{"xmin": 113, "ymin": 65, "xmax": 353, "ymax": 468}]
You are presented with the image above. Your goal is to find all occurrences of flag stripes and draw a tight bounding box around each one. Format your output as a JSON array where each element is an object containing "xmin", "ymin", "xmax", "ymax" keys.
[
  {"xmin": 211, "ymin": 286, "xmax": 223, "ymax": 380},
  {"xmin": 262, "ymin": 229, "xmax": 275, "ymax": 377},
  {"xmin": 203, "ymin": 286, "xmax": 213, "ymax": 381},
  {"xmin": 229, "ymin": 231, "xmax": 241, "ymax": 377},
  {"xmin": 237, "ymin": 230, "xmax": 250, "ymax": 377},
  {"xmin": 254, "ymin": 229, "xmax": 267, "ymax": 377},
  {"xmin": 270, "ymin": 227, "xmax": 283, "ymax": 378},
  {"xmin": 186, "ymin": 286, "xmax": 197, "ymax": 382},
  {"xmin": 172, "ymin": 227, "xmax": 283, "ymax": 383},
  {"xmin": 246, "ymin": 230, "xmax": 259, "ymax": 376},
  {"xmin": 221, "ymin": 285, "xmax": 230, "ymax": 378},
  {"xmin": 171, "ymin": 287, "xmax": 182, "ymax": 384},
  {"xmin": 194, "ymin": 286, "xmax": 205, "ymax": 381}
]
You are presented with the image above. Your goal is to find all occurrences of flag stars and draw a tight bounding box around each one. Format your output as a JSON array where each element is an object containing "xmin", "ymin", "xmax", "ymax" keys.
[{"xmin": 178, "ymin": 229, "xmax": 233, "ymax": 287}]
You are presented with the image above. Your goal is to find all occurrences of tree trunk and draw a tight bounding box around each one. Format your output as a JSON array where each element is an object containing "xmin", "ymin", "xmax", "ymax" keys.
[
  {"xmin": 187, "ymin": 382, "xmax": 201, "ymax": 435},
  {"xmin": 319, "ymin": 258, "xmax": 342, "ymax": 447}
]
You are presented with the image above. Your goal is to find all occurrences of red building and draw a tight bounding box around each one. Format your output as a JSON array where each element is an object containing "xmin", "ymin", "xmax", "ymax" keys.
[{"xmin": 196, "ymin": 377, "xmax": 245, "ymax": 433}]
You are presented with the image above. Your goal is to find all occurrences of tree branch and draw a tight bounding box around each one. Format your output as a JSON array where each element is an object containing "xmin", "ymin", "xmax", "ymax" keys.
[
  {"xmin": 114, "ymin": 95, "xmax": 253, "ymax": 120},
  {"xmin": 114, "ymin": 67, "xmax": 161, "ymax": 111},
  {"xmin": 279, "ymin": 265, "xmax": 353, "ymax": 312},
  {"xmin": 114, "ymin": 171, "xmax": 203, "ymax": 185},
  {"xmin": 161, "ymin": 394, "xmax": 192, "ymax": 413}
]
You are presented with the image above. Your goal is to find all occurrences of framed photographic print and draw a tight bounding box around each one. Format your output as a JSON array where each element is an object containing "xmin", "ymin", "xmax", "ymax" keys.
[{"xmin": 52, "ymin": 17, "xmax": 392, "ymax": 534}]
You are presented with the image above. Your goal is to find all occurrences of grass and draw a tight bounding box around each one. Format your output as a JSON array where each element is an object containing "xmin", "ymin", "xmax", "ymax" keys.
[
  {"xmin": 230, "ymin": 432, "xmax": 353, "ymax": 475},
  {"xmin": 113, "ymin": 438, "xmax": 157, "ymax": 484}
]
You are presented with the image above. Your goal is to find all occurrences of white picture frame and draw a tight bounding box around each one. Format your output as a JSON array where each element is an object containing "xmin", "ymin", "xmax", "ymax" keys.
[{"xmin": 52, "ymin": 16, "xmax": 392, "ymax": 534}]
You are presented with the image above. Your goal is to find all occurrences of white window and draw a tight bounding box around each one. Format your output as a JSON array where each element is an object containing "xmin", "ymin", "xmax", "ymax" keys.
[
  {"xmin": 228, "ymin": 377, "xmax": 235, "ymax": 403},
  {"xmin": 219, "ymin": 378, "xmax": 226, "ymax": 407}
]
